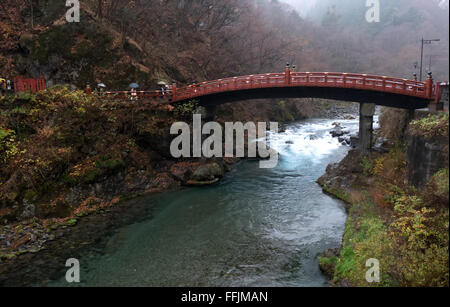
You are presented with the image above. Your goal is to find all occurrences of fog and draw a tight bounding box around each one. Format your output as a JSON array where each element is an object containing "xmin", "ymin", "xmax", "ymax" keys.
[
  {"xmin": 271, "ymin": 0, "xmax": 449, "ymax": 80},
  {"xmin": 281, "ymin": 0, "xmax": 449, "ymax": 17},
  {"xmin": 279, "ymin": 0, "xmax": 318, "ymax": 16}
]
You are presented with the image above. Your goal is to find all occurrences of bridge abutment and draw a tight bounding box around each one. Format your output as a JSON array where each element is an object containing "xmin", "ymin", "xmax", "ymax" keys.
[{"xmin": 359, "ymin": 103, "xmax": 376, "ymax": 156}]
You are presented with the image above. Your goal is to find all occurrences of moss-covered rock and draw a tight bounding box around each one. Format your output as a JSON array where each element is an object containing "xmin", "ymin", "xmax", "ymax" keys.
[{"xmin": 318, "ymin": 248, "xmax": 340, "ymax": 280}]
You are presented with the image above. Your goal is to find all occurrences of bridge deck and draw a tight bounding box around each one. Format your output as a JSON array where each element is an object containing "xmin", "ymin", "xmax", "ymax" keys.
[
  {"xmin": 101, "ymin": 72, "xmax": 439, "ymax": 106},
  {"xmin": 173, "ymin": 72, "xmax": 433, "ymax": 102}
]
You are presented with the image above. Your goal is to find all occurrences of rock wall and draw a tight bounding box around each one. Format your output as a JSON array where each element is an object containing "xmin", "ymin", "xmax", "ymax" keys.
[{"xmin": 406, "ymin": 134, "xmax": 448, "ymax": 189}]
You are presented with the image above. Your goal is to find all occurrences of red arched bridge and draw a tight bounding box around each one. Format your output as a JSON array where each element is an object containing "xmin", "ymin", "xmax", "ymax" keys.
[
  {"xmin": 104, "ymin": 70, "xmax": 445, "ymax": 111},
  {"xmin": 172, "ymin": 71, "xmax": 438, "ymax": 108}
]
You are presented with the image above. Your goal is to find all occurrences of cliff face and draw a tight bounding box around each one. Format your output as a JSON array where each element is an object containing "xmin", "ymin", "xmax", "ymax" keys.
[
  {"xmin": 407, "ymin": 134, "xmax": 448, "ymax": 188},
  {"xmin": 377, "ymin": 109, "xmax": 449, "ymax": 189},
  {"xmin": 406, "ymin": 113, "xmax": 449, "ymax": 188}
]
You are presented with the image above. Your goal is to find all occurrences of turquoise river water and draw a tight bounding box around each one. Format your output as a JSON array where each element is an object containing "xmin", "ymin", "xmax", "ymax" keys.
[{"xmin": 51, "ymin": 118, "xmax": 363, "ymax": 287}]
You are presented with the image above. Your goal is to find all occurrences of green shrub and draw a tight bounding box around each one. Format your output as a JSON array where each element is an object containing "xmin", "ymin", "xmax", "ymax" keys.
[
  {"xmin": 361, "ymin": 156, "xmax": 374, "ymax": 176},
  {"xmin": 174, "ymin": 99, "xmax": 199, "ymax": 118},
  {"xmin": 409, "ymin": 113, "xmax": 449, "ymax": 138},
  {"xmin": 0, "ymin": 128, "xmax": 19, "ymax": 163}
]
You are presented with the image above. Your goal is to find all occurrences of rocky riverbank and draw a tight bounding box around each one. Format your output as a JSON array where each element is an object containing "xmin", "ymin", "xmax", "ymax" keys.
[{"xmin": 317, "ymin": 111, "xmax": 449, "ymax": 287}]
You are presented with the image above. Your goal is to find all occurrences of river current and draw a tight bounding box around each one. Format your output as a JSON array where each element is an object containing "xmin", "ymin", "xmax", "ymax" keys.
[{"xmin": 51, "ymin": 117, "xmax": 363, "ymax": 287}]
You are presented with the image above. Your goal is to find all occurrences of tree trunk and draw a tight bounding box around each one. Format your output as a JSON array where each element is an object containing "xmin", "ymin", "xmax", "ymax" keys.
[{"xmin": 96, "ymin": 0, "xmax": 103, "ymax": 18}]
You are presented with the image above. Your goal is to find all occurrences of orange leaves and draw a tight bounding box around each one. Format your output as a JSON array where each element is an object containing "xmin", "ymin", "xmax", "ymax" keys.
[
  {"xmin": 36, "ymin": 125, "xmax": 55, "ymax": 139},
  {"xmin": 373, "ymin": 190, "xmax": 390, "ymax": 209}
]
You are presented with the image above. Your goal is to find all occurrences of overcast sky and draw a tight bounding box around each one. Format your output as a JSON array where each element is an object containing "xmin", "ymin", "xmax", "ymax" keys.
[
  {"xmin": 280, "ymin": 0, "xmax": 318, "ymax": 16},
  {"xmin": 281, "ymin": 0, "xmax": 449, "ymax": 15}
]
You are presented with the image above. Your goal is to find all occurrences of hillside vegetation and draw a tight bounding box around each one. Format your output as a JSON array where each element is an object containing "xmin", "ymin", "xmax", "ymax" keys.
[
  {"xmin": 318, "ymin": 113, "xmax": 449, "ymax": 287},
  {"xmin": 1, "ymin": 0, "xmax": 448, "ymax": 87}
]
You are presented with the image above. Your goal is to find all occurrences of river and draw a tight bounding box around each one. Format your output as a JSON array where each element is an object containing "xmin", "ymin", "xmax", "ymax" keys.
[{"xmin": 50, "ymin": 117, "xmax": 362, "ymax": 287}]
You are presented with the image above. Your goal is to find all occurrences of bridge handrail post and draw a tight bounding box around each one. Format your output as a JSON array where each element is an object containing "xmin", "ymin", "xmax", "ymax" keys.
[
  {"xmin": 413, "ymin": 79, "xmax": 418, "ymax": 94},
  {"xmin": 171, "ymin": 83, "xmax": 177, "ymax": 101},
  {"xmin": 285, "ymin": 63, "xmax": 291, "ymax": 85},
  {"xmin": 402, "ymin": 79, "xmax": 407, "ymax": 94}
]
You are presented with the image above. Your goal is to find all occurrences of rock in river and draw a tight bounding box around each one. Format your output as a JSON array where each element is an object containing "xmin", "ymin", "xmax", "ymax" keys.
[
  {"xmin": 338, "ymin": 136, "xmax": 351, "ymax": 145},
  {"xmin": 188, "ymin": 162, "xmax": 225, "ymax": 185},
  {"xmin": 330, "ymin": 125, "xmax": 350, "ymax": 138}
]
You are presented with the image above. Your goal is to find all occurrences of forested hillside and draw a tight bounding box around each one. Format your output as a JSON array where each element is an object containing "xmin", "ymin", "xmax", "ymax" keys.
[{"xmin": 1, "ymin": 0, "xmax": 448, "ymax": 90}]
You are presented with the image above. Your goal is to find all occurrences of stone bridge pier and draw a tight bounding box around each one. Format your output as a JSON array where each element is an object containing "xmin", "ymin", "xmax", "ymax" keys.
[{"xmin": 359, "ymin": 102, "xmax": 376, "ymax": 156}]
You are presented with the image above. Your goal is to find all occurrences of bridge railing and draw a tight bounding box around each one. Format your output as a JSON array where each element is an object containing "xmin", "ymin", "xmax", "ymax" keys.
[
  {"xmin": 175, "ymin": 73, "xmax": 288, "ymax": 99},
  {"xmin": 102, "ymin": 90, "xmax": 171, "ymax": 101},
  {"xmin": 173, "ymin": 72, "xmax": 430, "ymax": 102},
  {"xmin": 97, "ymin": 72, "xmax": 432, "ymax": 103}
]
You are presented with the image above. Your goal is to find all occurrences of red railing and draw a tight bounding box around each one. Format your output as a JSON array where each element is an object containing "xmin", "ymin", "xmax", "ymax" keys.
[
  {"xmin": 100, "ymin": 90, "xmax": 171, "ymax": 101},
  {"xmin": 172, "ymin": 72, "xmax": 433, "ymax": 102},
  {"xmin": 13, "ymin": 76, "xmax": 46, "ymax": 93}
]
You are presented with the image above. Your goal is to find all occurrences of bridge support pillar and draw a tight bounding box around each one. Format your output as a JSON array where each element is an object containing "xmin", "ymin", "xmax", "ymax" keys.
[{"xmin": 359, "ymin": 103, "xmax": 376, "ymax": 156}]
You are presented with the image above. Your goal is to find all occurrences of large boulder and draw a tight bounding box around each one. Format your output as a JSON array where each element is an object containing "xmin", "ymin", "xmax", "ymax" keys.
[
  {"xmin": 338, "ymin": 136, "xmax": 351, "ymax": 145},
  {"xmin": 190, "ymin": 162, "xmax": 224, "ymax": 182},
  {"xmin": 185, "ymin": 162, "xmax": 228, "ymax": 186},
  {"xmin": 330, "ymin": 127, "xmax": 350, "ymax": 138}
]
